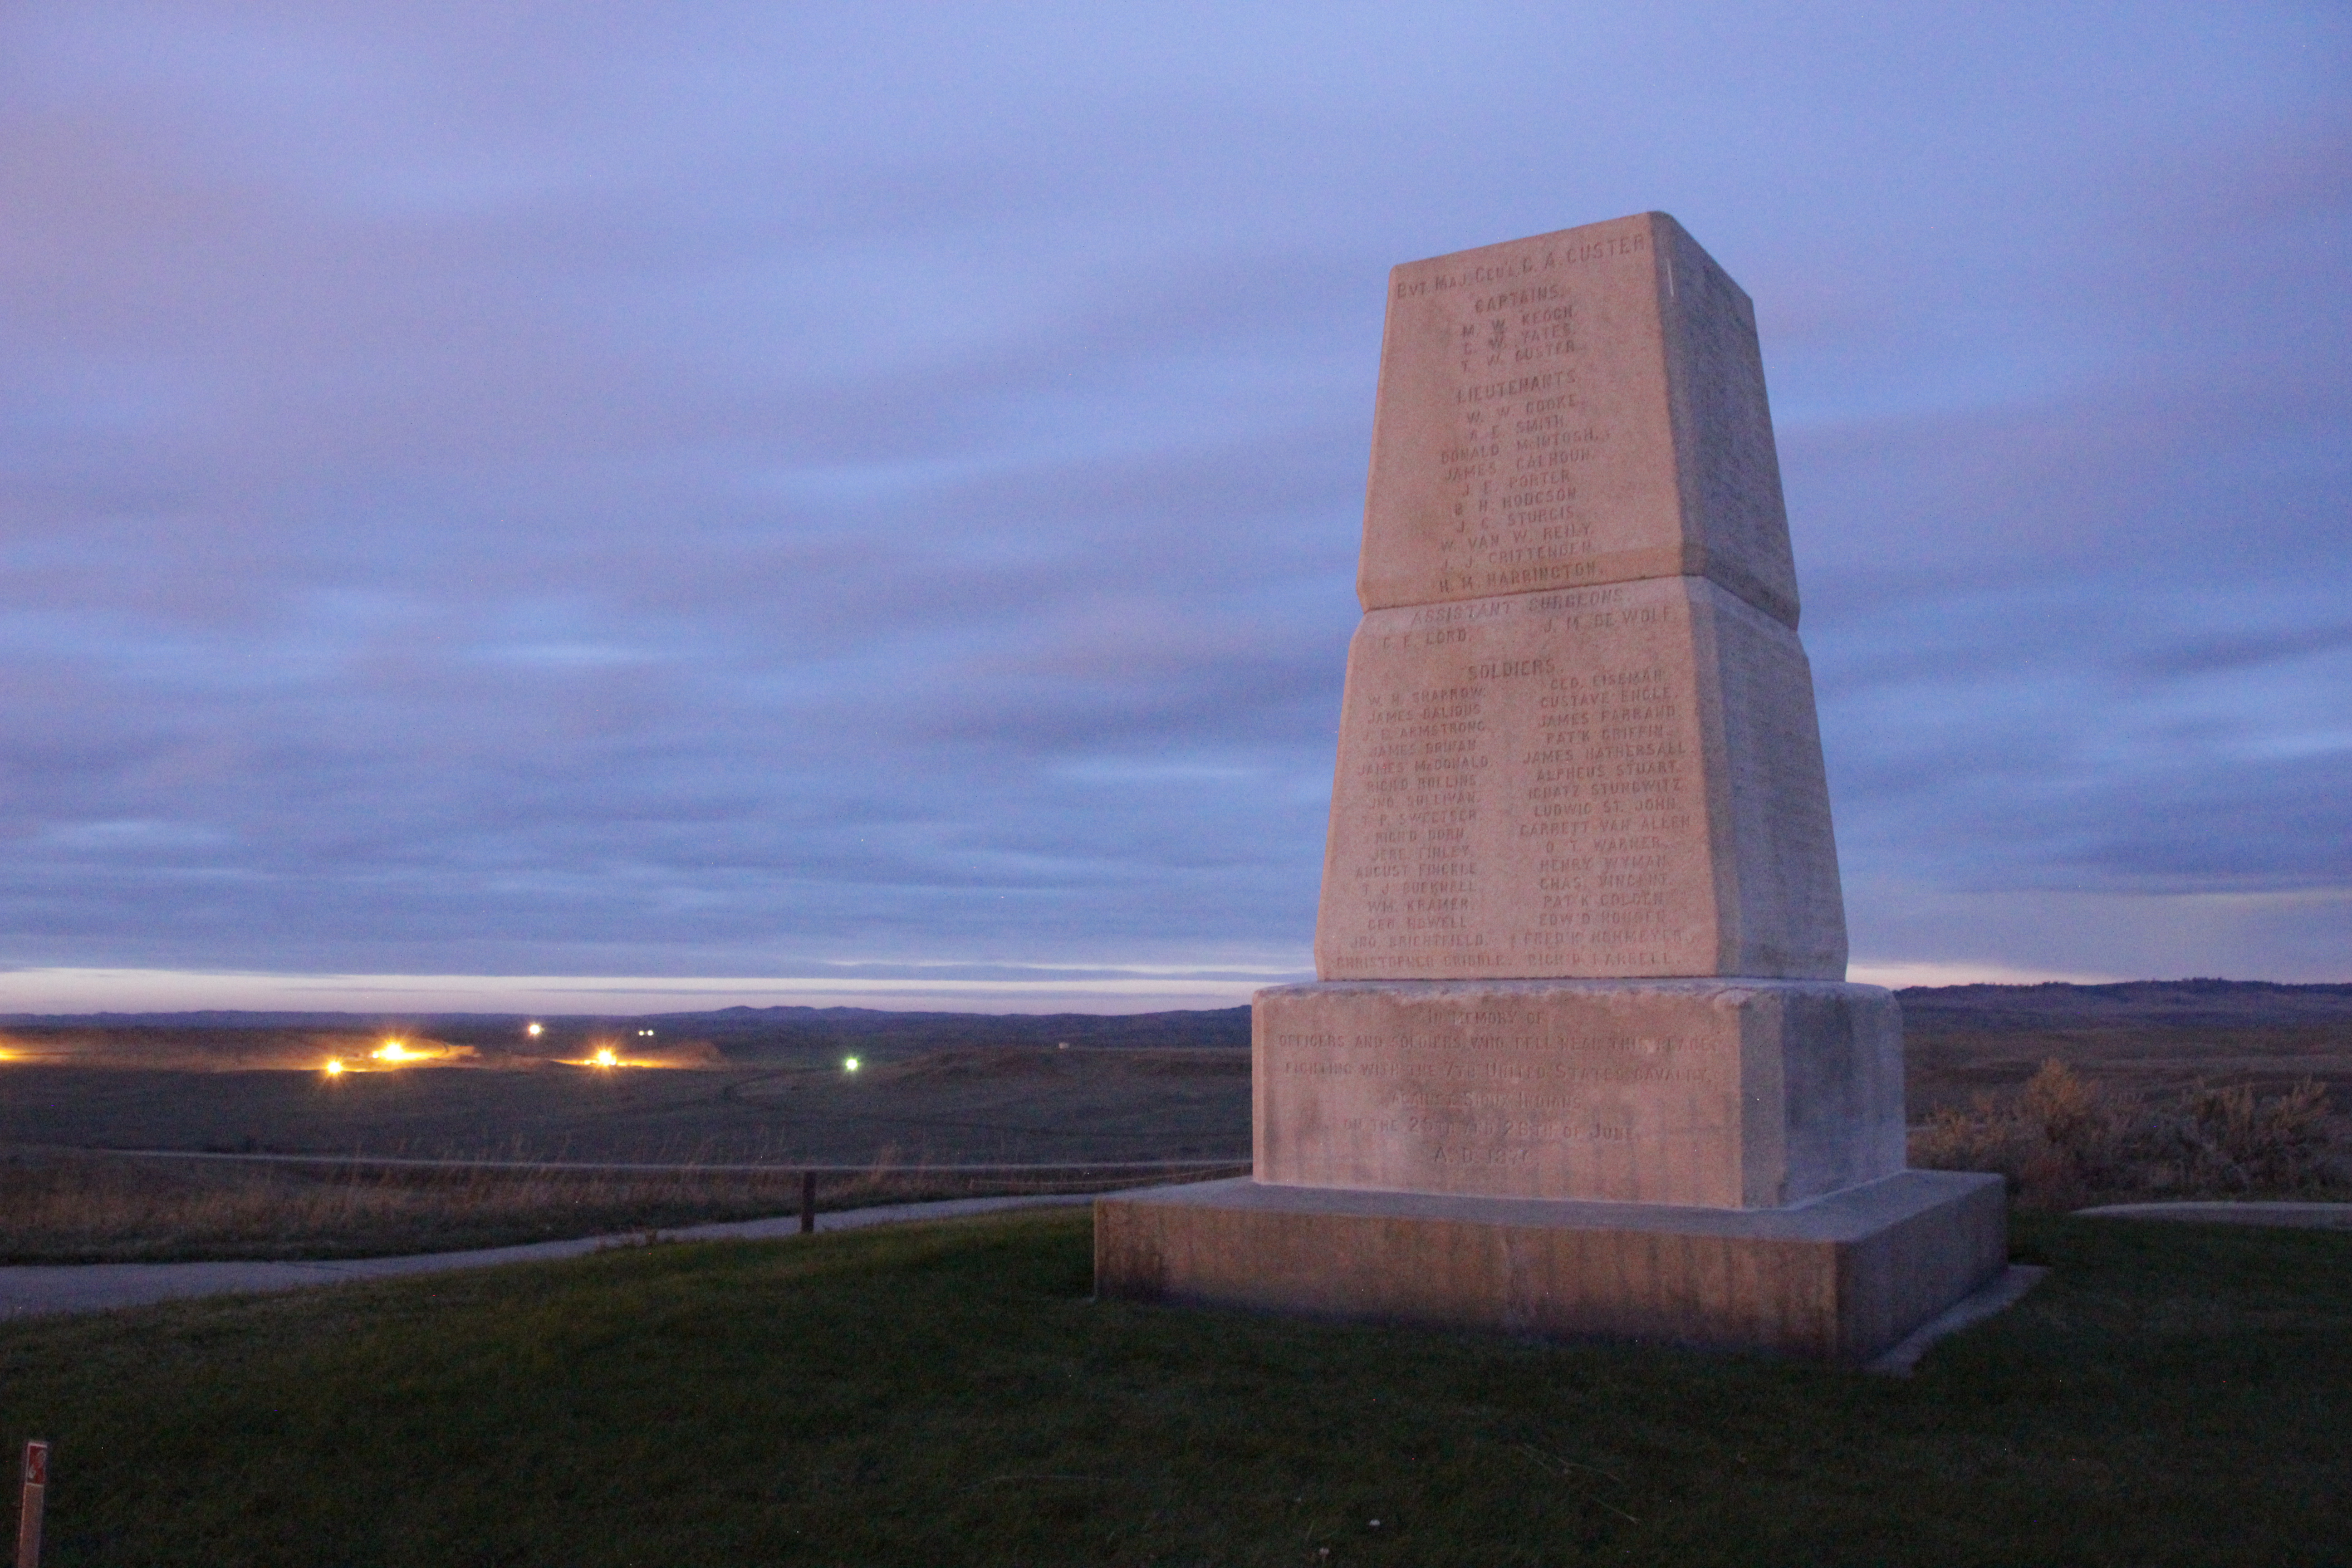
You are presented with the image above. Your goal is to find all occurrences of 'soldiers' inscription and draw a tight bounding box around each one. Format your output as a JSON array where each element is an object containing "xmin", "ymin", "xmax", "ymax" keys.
[{"xmin": 1327, "ymin": 580, "xmax": 1711, "ymax": 978}]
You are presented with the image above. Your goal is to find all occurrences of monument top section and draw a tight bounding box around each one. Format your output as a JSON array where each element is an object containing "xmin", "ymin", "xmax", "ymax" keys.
[{"xmin": 1362, "ymin": 211, "xmax": 1800, "ymax": 627}]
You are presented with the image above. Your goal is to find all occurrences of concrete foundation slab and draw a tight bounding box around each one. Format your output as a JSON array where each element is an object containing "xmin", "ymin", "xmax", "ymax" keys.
[
  {"xmin": 1096, "ymin": 1170, "xmax": 2006, "ymax": 1364},
  {"xmin": 1862, "ymin": 1264, "xmax": 2048, "ymax": 1376}
]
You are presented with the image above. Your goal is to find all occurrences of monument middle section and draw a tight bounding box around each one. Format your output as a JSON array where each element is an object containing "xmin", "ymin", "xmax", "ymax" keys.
[{"xmin": 1316, "ymin": 573, "xmax": 1845, "ymax": 981}]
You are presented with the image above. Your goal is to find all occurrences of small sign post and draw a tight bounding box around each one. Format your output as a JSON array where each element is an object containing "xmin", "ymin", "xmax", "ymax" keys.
[
  {"xmin": 800, "ymin": 1170, "xmax": 817, "ymax": 1234},
  {"xmin": 15, "ymin": 1440, "xmax": 46, "ymax": 1568}
]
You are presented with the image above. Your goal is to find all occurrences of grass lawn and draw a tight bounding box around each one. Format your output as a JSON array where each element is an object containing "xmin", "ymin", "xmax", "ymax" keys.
[{"xmin": 2, "ymin": 1208, "xmax": 2345, "ymax": 1566}]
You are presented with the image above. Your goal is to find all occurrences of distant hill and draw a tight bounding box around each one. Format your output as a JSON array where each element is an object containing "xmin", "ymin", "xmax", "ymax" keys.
[
  {"xmin": 1895, "ymin": 979, "xmax": 2352, "ymax": 1033},
  {"xmin": 10, "ymin": 982, "xmax": 2348, "ymax": 1047},
  {"xmin": 0, "ymin": 1010, "xmax": 475, "ymax": 1029},
  {"xmin": 629, "ymin": 1005, "xmax": 1252, "ymax": 1057},
  {"xmin": 0, "ymin": 1004, "xmax": 1254, "ymax": 1058}
]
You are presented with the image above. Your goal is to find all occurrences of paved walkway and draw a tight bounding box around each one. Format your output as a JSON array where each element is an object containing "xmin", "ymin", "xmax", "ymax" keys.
[
  {"xmin": 0, "ymin": 1193, "xmax": 1098, "ymax": 1322},
  {"xmin": 2073, "ymin": 1200, "xmax": 2352, "ymax": 1229}
]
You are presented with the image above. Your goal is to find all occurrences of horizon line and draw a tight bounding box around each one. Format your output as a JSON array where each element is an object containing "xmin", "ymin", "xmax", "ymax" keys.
[{"xmin": 2, "ymin": 961, "xmax": 2332, "ymax": 1019}]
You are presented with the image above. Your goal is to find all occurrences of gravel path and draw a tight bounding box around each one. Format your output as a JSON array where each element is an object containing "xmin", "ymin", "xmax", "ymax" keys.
[{"xmin": 0, "ymin": 1193, "xmax": 1098, "ymax": 1321}]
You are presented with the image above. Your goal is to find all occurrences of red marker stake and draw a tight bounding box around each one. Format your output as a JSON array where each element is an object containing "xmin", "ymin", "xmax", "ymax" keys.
[{"xmin": 15, "ymin": 1441, "xmax": 46, "ymax": 1568}]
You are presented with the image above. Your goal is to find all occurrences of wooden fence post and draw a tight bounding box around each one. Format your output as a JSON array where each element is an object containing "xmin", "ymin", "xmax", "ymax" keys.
[
  {"xmin": 15, "ymin": 1440, "xmax": 46, "ymax": 1568},
  {"xmin": 800, "ymin": 1169, "xmax": 817, "ymax": 1234}
]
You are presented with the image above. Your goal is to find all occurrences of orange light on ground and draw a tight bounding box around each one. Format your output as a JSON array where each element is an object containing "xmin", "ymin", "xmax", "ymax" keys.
[
  {"xmin": 372, "ymin": 1040, "xmax": 413, "ymax": 1063},
  {"xmin": 324, "ymin": 1058, "xmax": 345, "ymax": 1076},
  {"xmin": 554, "ymin": 1047, "xmax": 685, "ymax": 1068}
]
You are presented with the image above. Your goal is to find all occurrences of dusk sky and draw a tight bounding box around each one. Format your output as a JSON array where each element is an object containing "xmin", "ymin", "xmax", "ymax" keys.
[{"xmin": 2, "ymin": 4, "xmax": 2344, "ymax": 1014}]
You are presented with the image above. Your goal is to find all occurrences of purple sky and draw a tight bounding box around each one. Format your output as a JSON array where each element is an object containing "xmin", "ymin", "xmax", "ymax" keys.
[{"xmin": 2, "ymin": 4, "xmax": 2345, "ymax": 1014}]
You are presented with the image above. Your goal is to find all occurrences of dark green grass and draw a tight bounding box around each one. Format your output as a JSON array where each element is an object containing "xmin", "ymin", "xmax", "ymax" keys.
[{"xmin": 3, "ymin": 1210, "xmax": 2346, "ymax": 1566}]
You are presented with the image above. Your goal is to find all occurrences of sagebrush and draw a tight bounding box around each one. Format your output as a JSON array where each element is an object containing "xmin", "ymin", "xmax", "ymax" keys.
[{"xmin": 1910, "ymin": 1059, "xmax": 2347, "ymax": 1208}]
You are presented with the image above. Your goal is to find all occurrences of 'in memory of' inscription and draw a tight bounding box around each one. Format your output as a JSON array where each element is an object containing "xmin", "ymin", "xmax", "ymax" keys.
[{"xmin": 1270, "ymin": 1015, "xmax": 1716, "ymax": 1171}]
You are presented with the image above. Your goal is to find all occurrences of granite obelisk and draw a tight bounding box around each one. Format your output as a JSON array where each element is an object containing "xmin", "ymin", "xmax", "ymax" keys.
[{"xmin": 1097, "ymin": 213, "xmax": 2003, "ymax": 1363}]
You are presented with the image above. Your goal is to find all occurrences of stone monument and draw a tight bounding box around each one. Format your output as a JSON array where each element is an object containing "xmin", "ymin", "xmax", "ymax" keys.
[{"xmin": 1095, "ymin": 212, "xmax": 2006, "ymax": 1363}]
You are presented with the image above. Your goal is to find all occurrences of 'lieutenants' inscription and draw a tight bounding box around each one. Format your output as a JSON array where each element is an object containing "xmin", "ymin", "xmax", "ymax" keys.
[
  {"xmin": 1358, "ymin": 211, "xmax": 1803, "ymax": 626},
  {"xmin": 1362, "ymin": 218, "xmax": 1678, "ymax": 612}
]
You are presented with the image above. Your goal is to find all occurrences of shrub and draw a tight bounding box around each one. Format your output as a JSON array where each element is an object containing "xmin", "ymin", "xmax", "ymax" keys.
[
  {"xmin": 2167, "ymin": 1079, "xmax": 2336, "ymax": 1192},
  {"xmin": 1910, "ymin": 1061, "xmax": 2348, "ymax": 1209}
]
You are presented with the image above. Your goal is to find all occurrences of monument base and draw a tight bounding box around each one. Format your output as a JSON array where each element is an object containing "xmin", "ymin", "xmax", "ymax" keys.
[
  {"xmin": 1095, "ymin": 1170, "xmax": 2006, "ymax": 1364},
  {"xmin": 1255, "ymin": 978, "xmax": 1908, "ymax": 1209}
]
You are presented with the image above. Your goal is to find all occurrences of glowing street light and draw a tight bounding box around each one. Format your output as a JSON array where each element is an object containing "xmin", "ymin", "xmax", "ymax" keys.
[
  {"xmin": 843, "ymin": 1056, "xmax": 861, "ymax": 1074},
  {"xmin": 526, "ymin": 1023, "xmax": 544, "ymax": 1038},
  {"xmin": 324, "ymin": 1058, "xmax": 345, "ymax": 1076},
  {"xmin": 372, "ymin": 1040, "xmax": 413, "ymax": 1063},
  {"xmin": 592, "ymin": 1048, "xmax": 619, "ymax": 1068}
]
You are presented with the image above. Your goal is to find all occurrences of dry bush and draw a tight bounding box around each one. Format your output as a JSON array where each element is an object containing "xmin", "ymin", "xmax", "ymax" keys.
[
  {"xmin": 2167, "ymin": 1079, "xmax": 2336, "ymax": 1192},
  {"xmin": 1910, "ymin": 1059, "xmax": 2350, "ymax": 1209}
]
